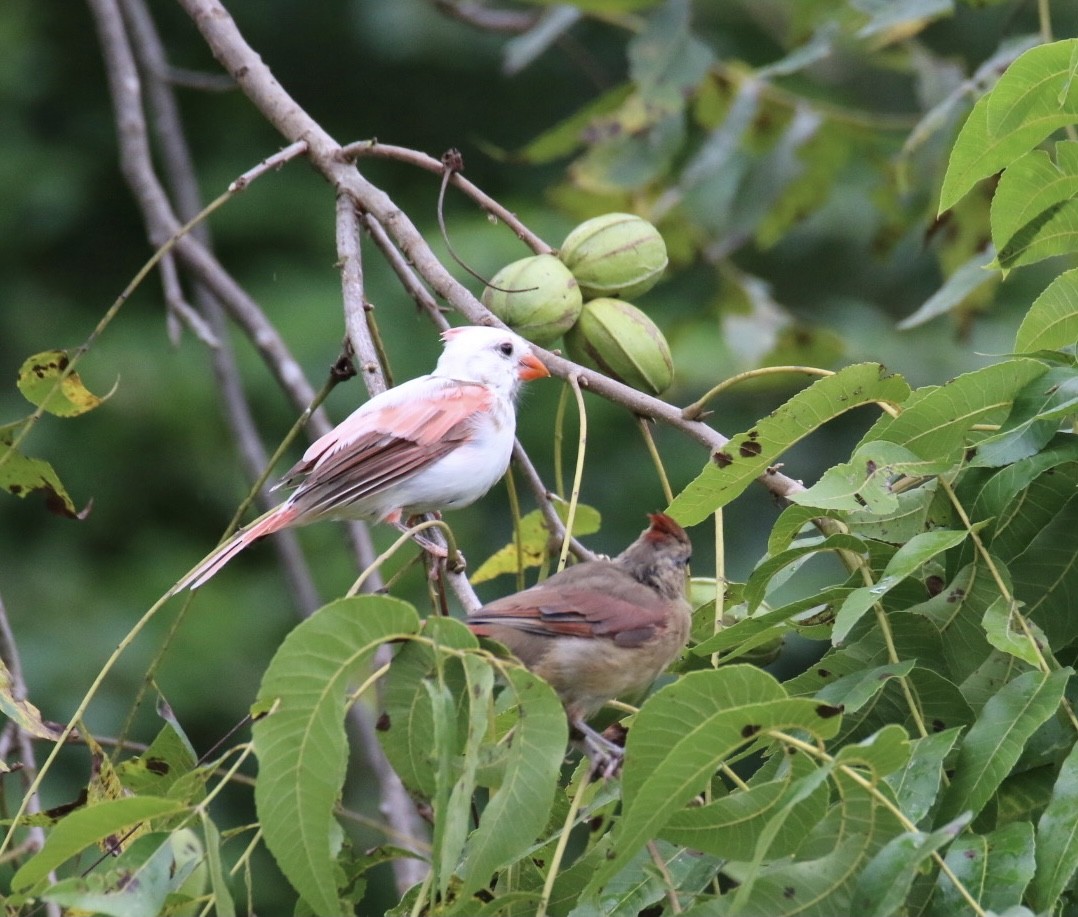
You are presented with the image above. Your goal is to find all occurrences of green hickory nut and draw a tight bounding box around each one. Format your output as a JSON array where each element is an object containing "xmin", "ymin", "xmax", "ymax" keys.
[
  {"xmin": 564, "ymin": 297, "xmax": 674, "ymax": 395},
  {"xmin": 481, "ymin": 253, "xmax": 583, "ymax": 346},
  {"xmin": 559, "ymin": 212, "xmax": 668, "ymax": 300}
]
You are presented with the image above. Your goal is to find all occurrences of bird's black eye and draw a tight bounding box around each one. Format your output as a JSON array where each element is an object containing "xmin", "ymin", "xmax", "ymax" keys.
[{"xmin": 498, "ymin": 341, "xmax": 515, "ymax": 356}]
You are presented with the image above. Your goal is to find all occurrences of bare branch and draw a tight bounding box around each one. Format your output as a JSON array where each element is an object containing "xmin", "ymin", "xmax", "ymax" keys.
[
  {"xmin": 343, "ymin": 140, "xmax": 551, "ymax": 254},
  {"xmin": 95, "ymin": 0, "xmax": 433, "ymax": 892},
  {"xmin": 91, "ymin": 0, "xmax": 328, "ymax": 431},
  {"xmin": 156, "ymin": 251, "xmax": 220, "ymax": 347},
  {"xmin": 174, "ymin": 0, "xmax": 806, "ymax": 508},
  {"xmin": 335, "ymin": 195, "xmax": 386, "ymax": 396}
]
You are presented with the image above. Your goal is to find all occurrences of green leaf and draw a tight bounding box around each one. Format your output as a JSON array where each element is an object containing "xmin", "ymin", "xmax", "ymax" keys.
[
  {"xmin": 11, "ymin": 796, "xmax": 188, "ymax": 892},
  {"xmin": 833, "ymin": 529, "xmax": 969, "ymax": 645},
  {"xmin": 660, "ymin": 760, "xmax": 830, "ymax": 860},
  {"xmin": 17, "ymin": 349, "xmax": 112, "ymax": 417},
  {"xmin": 986, "ymin": 39, "xmax": 1078, "ymax": 136},
  {"xmin": 897, "ymin": 246, "xmax": 997, "ymax": 330},
  {"xmin": 457, "ymin": 667, "xmax": 567, "ymax": 898},
  {"xmin": 1011, "ymin": 491, "xmax": 1078, "ymax": 648},
  {"xmin": 743, "ymin": 533, "xmax": 868, "ymax": 614},
  {"xmin": 669, "ymin": 364, "xmax": 911, "ymax": 525},
  {"xmin": 970, "ymin": 366, "xmax": 1078, "ymax": 467},
  {"xmin": 931, "ymin": 821, "xmax": 1036, "ymax": 915},
  {"xmin": 940, "ymin": 39, "xmax": 1078, "ymax": 211},
  {"xmin": 627, "ymin": 0, "xmax": 714, "ymax": 114},
  {"xmin": 850, "ymin": 814, "xmax": 970, "ymax": 917},
  {"xmin": 586, "ymin": 666, "xmax": 843, "ymax": 893},
  {"xmin": 1015, "ymin": 267, "xmax": 1078, "ymax": 353},
  {"xmin": 117, "ymin": 697, "xmax": 201, "ymax": 801},
  {"xmin": 885, "ymin": 727, "xmax": 963, "ymax": 824},
  {"xmin": 815, "ymin": 661, "xmax": 916, "ymax": 713},
  {"xmin": 0, "ymin": 656, "xmax": 62, "ymax": 741},
  {"xmin": 470, "ymin": 503, "xmax": 601, "ymax": 584},
  {"xmin": 791, "ymin": 441, "xmax": 953, "ymax": 514},
  {"xmin": 723, "ymin": 830, "xmax": 873, "ymax": 916},
  {"xmin": 252, "ymin": 595, "xmax": 421, "ymax": 916},
  {"xmin": 991, "ymin": 142, "xmax": 1078, "ymax": 255},
  {"xmin": 998, "ymin": 199, "xmax": 1078, "ymax": 273},
  {"xmin": 854, "ymin": 0, "xmax": 954, "ymax": 42},
  {"xmin": 859, "ymin": 359, "xmax": 1047, "ymax": 461},
  {"xmin": 975, "ymin": 448, "xmax": 1078, "ymax": 559},
  {"xmin": 432, "ymin": 656, "xmax": 487, "ymax": 900},
  {"xmin": 833, "ymin": 723, "xmax": 913, "ymax": 778},
  {"xmin": 378, "ymin": 616, "xmax": 478, "ymax": 799},
  {"xmin": 1030, "ymin": 739, "xmax": 1078, "ymax": 910},
  {"xmin": 982, "ymin": 596, "xmax": 1047, "ymax": 666},
  {"xmin": 199, "ymin": 812, "xmax": 235, "ymax": 917},
  {"xmin": 0, "ymin": 423, "xmax": 86, "ymax": 519},
  {"xmin": 500, "ymin": 83, "xmax": 634, "ymax": 166},
  {"xmin": 936, "ymin": 668, "xmax": 1070, "ymax": 825},
  {"xmin": 40, "ymin": 833, "xmax": 175, "ymax": 917}
]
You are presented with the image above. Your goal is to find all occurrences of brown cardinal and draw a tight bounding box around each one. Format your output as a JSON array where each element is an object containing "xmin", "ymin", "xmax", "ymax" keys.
[
  {"xmin": 173, "ymin": 326, "xmax": 548, "ymax": 591},
  {"xmin": 468, "ymin": 513, "xmax": 692, "ymax": 775}
]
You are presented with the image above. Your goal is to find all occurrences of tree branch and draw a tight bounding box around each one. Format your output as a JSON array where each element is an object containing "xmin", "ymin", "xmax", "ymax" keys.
[{"xmin": 175, "ymin": 0, "xmax": 808, "ymax": 507}]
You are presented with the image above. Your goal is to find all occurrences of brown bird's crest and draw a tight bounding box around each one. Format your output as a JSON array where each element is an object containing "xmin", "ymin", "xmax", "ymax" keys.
[{"xmin": 645, "ymin": 512, "xmax": 686, "ymax": 542}]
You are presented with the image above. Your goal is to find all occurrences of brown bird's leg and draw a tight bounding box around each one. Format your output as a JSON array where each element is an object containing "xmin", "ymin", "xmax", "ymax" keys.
[{"xmin": 571, "ymin": 717, "xmax": 626, "ymax": 779}]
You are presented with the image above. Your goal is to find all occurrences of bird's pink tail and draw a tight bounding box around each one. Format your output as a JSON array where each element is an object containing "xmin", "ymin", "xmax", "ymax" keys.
[{"xmin": 171, "ymin": 504, "xmax": 300, "ymax": 593}]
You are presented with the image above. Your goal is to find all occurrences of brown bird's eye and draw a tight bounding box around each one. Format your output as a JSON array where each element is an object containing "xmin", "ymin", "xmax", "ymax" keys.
[{"xmin": 498, "ymin": 341, "xmax": 514, "ymax": 356}]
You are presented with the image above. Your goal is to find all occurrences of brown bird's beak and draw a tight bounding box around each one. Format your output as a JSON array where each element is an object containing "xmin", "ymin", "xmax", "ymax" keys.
[{"xmin": 518, "ymin": 353, "xmax": 550, "ymax": 381}]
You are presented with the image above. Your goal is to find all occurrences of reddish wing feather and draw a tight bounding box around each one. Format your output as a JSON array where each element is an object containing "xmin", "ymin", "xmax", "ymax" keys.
[
  {"xmin": 279, "ymin": 381, "xmax": 494, "ymax": 491},
  {"xmin": 470, "ymin": 565, "xmax": 669, "ymax": 647}
]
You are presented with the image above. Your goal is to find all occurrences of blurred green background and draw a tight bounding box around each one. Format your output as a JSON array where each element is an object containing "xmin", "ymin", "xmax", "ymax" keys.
[{"xmin": 2, "ymin": 0, "xmax": 1073, "ymax": 909}]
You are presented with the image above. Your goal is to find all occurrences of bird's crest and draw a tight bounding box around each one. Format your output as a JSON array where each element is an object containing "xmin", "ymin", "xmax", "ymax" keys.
[{"xmin": 645, "ymin": 512, "xmax": 687, "ymax": 542}]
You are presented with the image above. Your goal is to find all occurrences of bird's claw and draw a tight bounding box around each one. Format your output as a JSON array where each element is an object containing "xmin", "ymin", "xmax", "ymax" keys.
[{"xmin": 573, "ymin": 720, "xmax": 625, "ymax": 779}]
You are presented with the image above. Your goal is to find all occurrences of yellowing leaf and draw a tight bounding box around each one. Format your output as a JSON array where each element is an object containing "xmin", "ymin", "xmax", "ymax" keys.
[
  {"xmin": 470, "ymin": 503, "xmax": 601, "ymax": 584},
  {"xmin": 17, "ymin": 349, "xmax": 113, "ymax": 417},
  {"xmin": 0, "ymin": 424, "xmax": 88, "ymax": 519}
]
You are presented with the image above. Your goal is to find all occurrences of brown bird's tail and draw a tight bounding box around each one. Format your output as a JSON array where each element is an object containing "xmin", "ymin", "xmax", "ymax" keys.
[{"xmin": 170, "ymin": 504, "xmax": 300, "ymax": 593}]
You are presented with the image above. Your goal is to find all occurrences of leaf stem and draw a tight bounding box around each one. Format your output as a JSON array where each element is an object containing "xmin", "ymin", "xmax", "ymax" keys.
[
  {"xmin": 347, "ymin": 519, "xmax": 462, "ymax": 597},
  {"xmin": 647, "ymin": 840, "xmax": 682, "ymax": 913},
  {"xmin": 557, "ymin": 375, "xmax": 587, "ymax": 573},
  {"xmin": 537, "ymin": 767, "xmax": 592, "ymax": 917},
  {"xmin": 637, "ymin": 416, "xmax": 673, "ymax": 504}
]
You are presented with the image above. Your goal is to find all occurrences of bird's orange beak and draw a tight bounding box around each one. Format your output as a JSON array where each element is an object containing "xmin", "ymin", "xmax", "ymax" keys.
[{"xmin": 518, "ymin": 353, "xmax": 550, "ymax": 381}]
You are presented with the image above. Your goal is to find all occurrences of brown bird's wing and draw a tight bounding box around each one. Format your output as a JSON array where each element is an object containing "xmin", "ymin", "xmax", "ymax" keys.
[{"xmin": 469, "ymin": 562, "xmax": 670, "ymax": 648}]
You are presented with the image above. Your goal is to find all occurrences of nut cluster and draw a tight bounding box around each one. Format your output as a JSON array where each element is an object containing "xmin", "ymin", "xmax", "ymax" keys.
[{"xmin": 482, "ymin": 213, "xmax": 675, "ymax": 394}]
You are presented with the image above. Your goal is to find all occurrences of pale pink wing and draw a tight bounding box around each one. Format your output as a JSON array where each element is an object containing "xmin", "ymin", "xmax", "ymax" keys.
[
  {"xmin": 469, "ymin": 563, "xmax": 670, "ymax": 648},
  {"xmin": 281, "ymin": 379, "xmax": 495, "ymax": 517}
]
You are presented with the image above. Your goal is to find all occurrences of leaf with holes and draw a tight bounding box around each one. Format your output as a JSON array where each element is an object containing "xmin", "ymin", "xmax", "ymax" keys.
[
  {"xmin": 582, "ymin": 666, "xmax": 843, "ymax": 894},
  {"xmin": 669, "ymin": 364, "xmax": 910, "ymax": 525},
  {"xmin": 17, "ymin": 349, "xmax": 113, "ymax": 417}
]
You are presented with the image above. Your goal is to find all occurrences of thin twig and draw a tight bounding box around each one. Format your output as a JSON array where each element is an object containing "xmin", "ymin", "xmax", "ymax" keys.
[{"xmin": 343, "ymin": 140, "xmax": 551, "ymax": 254}]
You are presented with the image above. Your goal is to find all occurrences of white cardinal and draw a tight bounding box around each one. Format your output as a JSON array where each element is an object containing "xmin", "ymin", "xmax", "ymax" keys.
[{"xmin": 175, "ymin": 326, "xmax": 549, "ymax": 591}]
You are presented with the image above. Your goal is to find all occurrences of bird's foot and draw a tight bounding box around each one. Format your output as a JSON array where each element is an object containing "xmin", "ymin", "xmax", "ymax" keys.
[
  {"xmin": 572, "ymin": 719, "xmax": 626, "ymax": 779},
  {"xmin": 393, "ymin": 517, "xmax": 452, "ymax": 560}
]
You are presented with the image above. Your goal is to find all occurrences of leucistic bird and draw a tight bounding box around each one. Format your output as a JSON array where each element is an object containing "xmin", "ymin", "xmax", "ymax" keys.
[{"xmin": 175, "ymin": 326, "xmax": 549, "ymax": 591}]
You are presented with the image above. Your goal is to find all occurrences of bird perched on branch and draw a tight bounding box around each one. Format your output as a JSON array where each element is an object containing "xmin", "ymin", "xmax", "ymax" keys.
[
  {"xmin": 468, "ymin": 513, "xmax": 692, "ymax": 776},
  {"xmin": 174, "ymin": 326, "xmax": 549, "ymax": 591}
]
